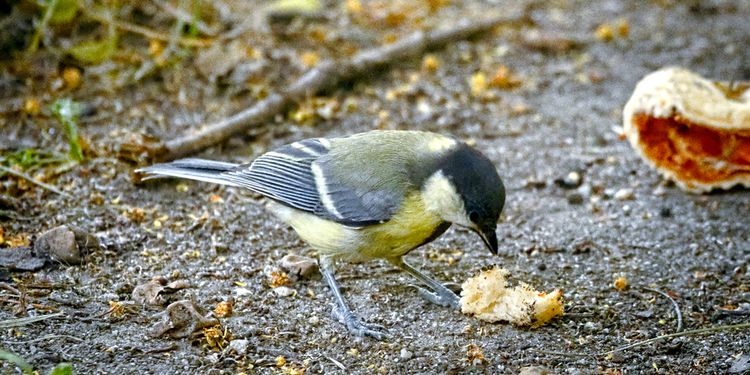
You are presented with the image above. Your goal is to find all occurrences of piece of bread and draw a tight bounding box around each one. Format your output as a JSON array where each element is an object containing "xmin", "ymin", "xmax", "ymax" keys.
[
  {"xmin": 460, "ymin": 267, "xmax": 563, "ymax": 327},
  {"xmin": 622, "ymin": 67, "xmax": 750, "ymax": 193}
]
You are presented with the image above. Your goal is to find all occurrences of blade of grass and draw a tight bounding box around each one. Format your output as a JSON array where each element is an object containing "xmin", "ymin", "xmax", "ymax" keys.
[
  {"xmin": 0, "ymin": 165, "xmax": 69, "ymax": 196},
  {"xmin": 49, "ymin": 363, "xmax": 73, "ymax": 375},
  {"xmin": 0, "ymin": 349, "xmax": 33, "ymax": 374},
  {"xmin": 50, "ymin": 99, "xmax": 83, "ymax": 162},
  {"xmin": 27, "ymin": 0, "xmax": 60, "ymax": 54},
  {"xmin": 2, "ymin": 149, "xmax": 68, "ymax": 172}
]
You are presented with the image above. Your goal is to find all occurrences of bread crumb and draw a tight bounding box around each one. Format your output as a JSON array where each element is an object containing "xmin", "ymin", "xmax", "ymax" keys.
[
  {"xmin": 613, "ymin": 276, "xmax": 629, "ymax": 291},
  {"xmin": 460, "ymin": 267, "xmax": 564, "ymax": 327}
]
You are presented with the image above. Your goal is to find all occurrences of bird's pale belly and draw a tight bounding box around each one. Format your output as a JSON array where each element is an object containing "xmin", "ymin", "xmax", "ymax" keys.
[{"xmin": 268, "ymin": 194, "xmax": 447, "ymax": 262}]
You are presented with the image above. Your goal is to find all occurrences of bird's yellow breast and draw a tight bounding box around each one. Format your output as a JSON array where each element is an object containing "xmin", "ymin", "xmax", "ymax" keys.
[
  {"xmin": 355, "ymin": 193, "xmax": 445, "ymax": 260},
  {"xmin": 268, "ymin": 193, "xmax": 446, "ymax": 262}
]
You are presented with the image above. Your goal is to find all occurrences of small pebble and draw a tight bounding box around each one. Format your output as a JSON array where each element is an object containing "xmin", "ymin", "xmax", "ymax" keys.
[
  {"xmin": 273, "ymin": 286, "xmax": 295, "ymax": 297},
  {"xmin": 634, "ymin": 310, "xmax": 654, "ymax": 319},
  {"xmin": 235, "ymin": 287, "xmax": 253, "ymax": 297},
  {"xmin": 614, "ymin": 188, "xmax": 634, "ymax": 200},
  {"xmin": 400, "ymin": 348, "xmax": 413, "ymax": 360},
  {"xmin": 279, "ymin": 254, "xmax": 319, "ymax": 278},
  {"xmin": 229, "ymin": 339, "xmax": 250, "ymax": 355},
  {"xmin": 583, "ymin": 321, "xmax": 601, "ymax": 331},
  {"xmin": 149, "ymin": 300, "xmax": 218, "ymax": 339},
  {"xmin": 132, "ymin": 281, "xmax": 165, "ymax": 306},
  {"xmin": 555, "ymin": 171, "xmax": 582, "ymax": 188},
  {"xmin": 34, "ymin": 225, "xmax": 99, "ymax": 264},
  {"xmin": 564, "ymin": 171, "xmax": 582, "ymax": 187},
  {"xmin": 308, "ymin": 316, "xmax": 320, "ymax": 325}
]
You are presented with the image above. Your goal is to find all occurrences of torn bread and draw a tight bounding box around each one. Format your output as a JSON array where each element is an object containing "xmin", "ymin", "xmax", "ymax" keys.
[
  {"xmin": 460, "ymin": 267, "xmax": 563, "ymax": 327},
  {"xmin": 623, "ymin": 67, "xmax": 750, "ymax": 193}
]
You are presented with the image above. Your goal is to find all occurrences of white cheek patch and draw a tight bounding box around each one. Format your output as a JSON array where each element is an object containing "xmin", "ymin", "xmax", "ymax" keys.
[
  {"xmin": 422, "ymin": 170, "xmax": 471, "ymax": 227},
  {"xmin": 427, "ymin": 137, "xmax": 458, "ymax": 152}
]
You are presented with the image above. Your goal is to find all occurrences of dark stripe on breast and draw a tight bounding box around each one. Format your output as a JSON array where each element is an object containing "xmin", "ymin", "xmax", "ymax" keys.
[{"xmin": 412, "ymin": 221, "xmax": 452, "ymax": 251}]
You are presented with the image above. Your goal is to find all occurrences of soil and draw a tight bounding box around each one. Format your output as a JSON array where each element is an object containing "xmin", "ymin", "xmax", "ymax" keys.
[{"xmin": 1, "ymin": 0, "xmax": 749, "ymax": 374}]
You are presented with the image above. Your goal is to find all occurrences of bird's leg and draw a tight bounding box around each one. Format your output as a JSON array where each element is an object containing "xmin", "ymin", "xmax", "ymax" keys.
[
  {"xmin": 388, "ymin": 257, "xmax": 461, "ymax": 309},
  {"xmin": 319, "ymin": 257, "xmax": 388, "ymax": 340}
]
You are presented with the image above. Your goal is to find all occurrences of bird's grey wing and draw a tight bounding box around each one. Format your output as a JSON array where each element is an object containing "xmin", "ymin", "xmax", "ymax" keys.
[
  {"xmin": 221, "ymin": 137, "xmax": 401, "ymax": 226},
  {"xmin": 221, "ymin": 138, "xmax": 327, "ymax": 213},
  {"xmin": 310, "ymin": 157, "xmax": 401, "ymax": 225}
]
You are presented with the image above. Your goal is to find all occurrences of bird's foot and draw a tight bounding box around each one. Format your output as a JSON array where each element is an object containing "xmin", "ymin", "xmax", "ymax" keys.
[
  {"xmin": 443, "ymin": 282, "xmax": 462, "ymax": 294},
  {"xmin": 332, "ymin": 305, "xmax": 388, "ymax": 340},
  {"xmin": 411, "ymin": 284, "xmax": 461, "ymax": 309}
]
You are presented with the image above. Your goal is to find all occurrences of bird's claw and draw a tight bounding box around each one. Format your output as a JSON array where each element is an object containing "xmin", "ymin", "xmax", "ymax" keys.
[
  {"xmin": 443, "ymin": 282, "xmax": 462, "ymax": 294},
  {"xmin": 410, "ymin": 284, "xmax": 461, "ymax": 309},
  {"xmin": 332, "ymin": 306, "xmax": 388, "ymax": 340}
]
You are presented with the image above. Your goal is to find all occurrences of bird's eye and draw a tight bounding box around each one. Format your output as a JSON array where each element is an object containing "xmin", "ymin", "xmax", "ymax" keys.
[{"xmin": 469, "ymin": 211, "xmax": 479, "ymax": 223}]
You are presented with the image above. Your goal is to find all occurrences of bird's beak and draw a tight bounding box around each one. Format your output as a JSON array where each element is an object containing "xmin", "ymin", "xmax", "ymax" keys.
[{"xmin": 474, "ymin": 226, "xmax": 498, "ymax": 255}]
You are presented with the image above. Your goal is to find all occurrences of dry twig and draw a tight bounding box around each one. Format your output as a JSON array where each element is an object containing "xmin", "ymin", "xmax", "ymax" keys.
[
  {"xmin": 141, "ymin": 10, "xmax": 527, "ymax": 162},
  {"xmin": 0, "ymin": 312, "xmax": 65, "ymax": 329},
  {"xmin": 643, "ymin": 287, "xmax": 683, "ymax": 332},
  {"xmin": 325, "ymin": 355, "xmax": 347, "ymax": 370},
  {"xmin": 535, "ymin": 322, "xmax": 750, "ymax": 358},
  {"xmin": 0, "ymin": 165, "xmax": 69, "ymax": 197},
  {"xmin": 600, "ymin": 322, "xmax": 750, "ymax": 356},
  {"xmin": 4, "ymin": 334, "xmax": 83, "ymax": 345},
  {"xmin": 79, "ymin": 0, "xmax": 211, "ymax": 47}
]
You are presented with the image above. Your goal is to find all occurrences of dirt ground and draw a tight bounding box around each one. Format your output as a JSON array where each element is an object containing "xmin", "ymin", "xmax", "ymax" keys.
[{"xmin": 1, "ymin": 0, "xmax": 750, "ymax": 374}]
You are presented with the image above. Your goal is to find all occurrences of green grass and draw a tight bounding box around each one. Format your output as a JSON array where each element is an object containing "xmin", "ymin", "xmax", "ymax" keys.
[{"xmin": 50, "ymin": 98, "xmax": 84, "ymax": 162}]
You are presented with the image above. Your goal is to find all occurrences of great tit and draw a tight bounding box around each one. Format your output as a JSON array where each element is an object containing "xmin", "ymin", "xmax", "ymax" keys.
[{"xmin": 138, "ymin": 130, "xmax": 505, "ymax": 339}]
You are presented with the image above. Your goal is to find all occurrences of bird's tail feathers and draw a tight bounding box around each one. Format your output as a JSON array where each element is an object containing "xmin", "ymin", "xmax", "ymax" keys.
[{"xmin": 137, "ymin": 158, "xmax": 242, "ymax": 187}]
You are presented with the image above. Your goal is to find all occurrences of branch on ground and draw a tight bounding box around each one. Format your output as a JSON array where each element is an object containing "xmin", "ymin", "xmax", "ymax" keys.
[{"xmin": 126, "ymin": 9, "xmax": 529, "ymax": 165}]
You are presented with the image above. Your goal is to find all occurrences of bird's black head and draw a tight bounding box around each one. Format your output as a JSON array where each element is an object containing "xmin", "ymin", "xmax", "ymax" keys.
[{"xmin": 434, "ymin": 143, "xmax": 505, "ymax": 254}]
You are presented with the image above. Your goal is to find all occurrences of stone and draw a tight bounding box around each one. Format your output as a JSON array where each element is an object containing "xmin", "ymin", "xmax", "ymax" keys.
[
  {"xmin": 228, "ymin": 339, "xmax": 250, "ymax": 355},
  {"xmin": 555, "ymin": 171, "xmax": 582, "ymax": 188},
  {"xmin": 279, "ymin": 254, "xmax": 319, "ymax": 278},
  {"xmin": 34, "ymin": 225, "xmax": 99, "ymax": 264},
  {"xmin": 273, "ymin": 286, "xmax": 295, "ymax": 297},
  {"xmin": 149, "ymin": 300, "xmax": 219, "ymax": 339},
  {"xmin": 132, "ymin": 281, "xmax": 165, "ymax": 306},
  {"xmin": 399, "ymin": 348, "xmax": 413, "ymax": 360},
  {"xmin": 614, "ymin": 188, "xmax": 634, "ymax": 200}
]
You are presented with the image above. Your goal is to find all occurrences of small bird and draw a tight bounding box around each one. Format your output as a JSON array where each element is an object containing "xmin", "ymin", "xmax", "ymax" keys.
[{"xmin": 138, "ymin": 130, "xmax": 505, "ymax": 339}]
